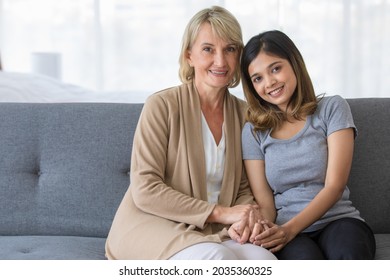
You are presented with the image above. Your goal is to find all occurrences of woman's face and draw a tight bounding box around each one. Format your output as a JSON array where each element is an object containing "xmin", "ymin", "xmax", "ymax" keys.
[
  {"xmin": 187, "ymin": 23, "xmax": 239, "ymax": 93},
  {"xmin": 248, "ymin": 50, "xmax": 297, "ymax": 112}
]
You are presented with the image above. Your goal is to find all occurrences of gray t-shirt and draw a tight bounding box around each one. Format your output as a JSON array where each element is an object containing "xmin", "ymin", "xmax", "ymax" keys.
[{"xmin": 242, "ymin": 95, "xmax": 363, "ymax": 232}]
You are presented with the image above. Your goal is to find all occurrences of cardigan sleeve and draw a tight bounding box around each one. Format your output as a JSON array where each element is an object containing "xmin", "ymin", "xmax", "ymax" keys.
[{"xmin": 130, "ymin": 92, "xmax": 214, "ymax": 229}]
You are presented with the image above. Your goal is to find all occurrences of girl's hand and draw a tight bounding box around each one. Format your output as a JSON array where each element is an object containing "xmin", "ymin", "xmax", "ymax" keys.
[{"xmin": 252, "ymin": 220, "xmax": 297, "ymax": 253}]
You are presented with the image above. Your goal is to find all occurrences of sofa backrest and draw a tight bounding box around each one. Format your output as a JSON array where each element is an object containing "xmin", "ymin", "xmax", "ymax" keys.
[
  {"xmin": 0, "ymin": 103, "xmax": 143, "ymax": 238},
  {"xmin": 347, "ymin": 98, "xmax": 390, "ymax": 234},
  {"xmin": 0, "ymin": 99, "xmax": 388, "ymax": 238}
]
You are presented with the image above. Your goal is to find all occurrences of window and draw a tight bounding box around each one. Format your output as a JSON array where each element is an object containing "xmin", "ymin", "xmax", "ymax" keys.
[{"xmin": 1, "ymin": 0, "xmax": 389, "ymax": 101}]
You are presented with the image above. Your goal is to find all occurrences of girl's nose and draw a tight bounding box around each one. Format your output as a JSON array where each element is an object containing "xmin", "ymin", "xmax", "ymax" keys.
[{"xmin": 265, "ymin": 75, "xmax": 276, "ymax": 87}]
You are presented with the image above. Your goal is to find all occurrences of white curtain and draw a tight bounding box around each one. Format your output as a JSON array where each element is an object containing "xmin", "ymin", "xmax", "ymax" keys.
[{"xmin": 0, "ymin": 0, "xmax": 389, "ymax": 101}]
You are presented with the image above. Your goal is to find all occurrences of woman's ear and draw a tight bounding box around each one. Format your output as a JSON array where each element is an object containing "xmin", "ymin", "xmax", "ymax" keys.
[{"xmin": 186, "ymin": 50, "xmax": 193, "ymax": 67}]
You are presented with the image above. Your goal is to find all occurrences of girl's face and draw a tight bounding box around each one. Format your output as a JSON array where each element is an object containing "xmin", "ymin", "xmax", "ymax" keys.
[
  {"xmin": 248, "ymin": 50, "xmax": 297, "ymax": 112},
  {"xmin": 186, "ymin": 23, "xmax": 239, "ymax": 93}
]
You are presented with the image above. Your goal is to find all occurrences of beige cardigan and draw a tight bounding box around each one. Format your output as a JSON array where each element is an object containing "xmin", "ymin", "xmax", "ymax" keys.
[{"xmin": 105, "ymin": 82, "xmax": 255, "ymax": 259}]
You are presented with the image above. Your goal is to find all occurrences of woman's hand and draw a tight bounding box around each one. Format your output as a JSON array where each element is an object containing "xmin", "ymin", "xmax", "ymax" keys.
[
  {"xmin": 209, "ymin": 204, "xmax": 260, "ymax": 226},
  {"xmin": 228, "ymin": 213, "xmax": 270, "ymax": 245},
  {"xmin": 228, "ymin": 221, "xmax": 251, "ymax": 244},
  {"xmin": 229, "ymin": 218, "xmax": 270, "ymax": 244},
  {"xmin": 208, "ymin": 204, "xmax": 262, "ymax": 237}
]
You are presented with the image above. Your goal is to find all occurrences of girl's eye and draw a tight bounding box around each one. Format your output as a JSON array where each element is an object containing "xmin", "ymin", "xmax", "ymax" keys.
[
  {"xmin": 252, "ymin": 76, "xmax": 262, "ymax": 83},
  {"xmin": 272, "ymin": 66, "xmax": 280, "ymax": 73}
]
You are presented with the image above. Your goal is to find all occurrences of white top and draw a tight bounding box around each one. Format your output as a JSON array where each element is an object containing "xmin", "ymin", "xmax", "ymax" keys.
[{"xmin": 201, "ymin": 113, "xmax": 226, "ymax": 204}]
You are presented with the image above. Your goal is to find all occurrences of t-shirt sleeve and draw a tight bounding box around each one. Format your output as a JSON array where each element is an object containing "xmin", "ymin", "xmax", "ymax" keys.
[
  {"xmin": 322, "ymin": 95, "xmax": 357, "ymax": 138},
  {"xmin": 242, "ymin": 122, "xmax": 265, "ymax": 160}
]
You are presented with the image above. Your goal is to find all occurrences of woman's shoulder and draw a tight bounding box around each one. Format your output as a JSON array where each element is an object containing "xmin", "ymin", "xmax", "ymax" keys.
[
  {"xmin": 226, "ymin": 92, "xmax": 248, "ymax": 116},
  {"xmin": 227, "ymin": 92, "xmax": 246, "ymax": 104},
  {"xmin": 144, "ymin": 84, "xmax": 190, "ymax": 111},
  {"xmin": 140, "ymin": 86, "xmax": 179, "ymax": 122},
  {"xmin": 147, "ymin": 84, "xmax": 183, "ymax": 102}
]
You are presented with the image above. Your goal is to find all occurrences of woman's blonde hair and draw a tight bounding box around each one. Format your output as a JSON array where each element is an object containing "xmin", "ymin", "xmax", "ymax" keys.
[
  {"xmin": 241, "ymin": 30, "xmax": 319, "ymax": 131},
  {"xmin": 179, "ymin": 6, "xmax": 243, "ymax": 88}
]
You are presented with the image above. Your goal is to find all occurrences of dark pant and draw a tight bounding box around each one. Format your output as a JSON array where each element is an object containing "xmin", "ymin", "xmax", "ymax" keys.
[{"xmin": 275, "ymin": 218, "xmax": 376, "ymax": 260}]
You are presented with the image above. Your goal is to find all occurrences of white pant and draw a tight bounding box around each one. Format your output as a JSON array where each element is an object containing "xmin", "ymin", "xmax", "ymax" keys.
[{"xmin": 169, "ymin": 240, "xmax": 277, "ymax": 260}]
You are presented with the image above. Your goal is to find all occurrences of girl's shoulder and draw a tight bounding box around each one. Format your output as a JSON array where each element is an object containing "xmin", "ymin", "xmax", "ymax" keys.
[
  {"xmin": 317, "ymin": 94, "xmax": 345, "ymax": 107},
  {"xmin": 316, "ymin": 94, "xmax": 350, "ymax": 117}
]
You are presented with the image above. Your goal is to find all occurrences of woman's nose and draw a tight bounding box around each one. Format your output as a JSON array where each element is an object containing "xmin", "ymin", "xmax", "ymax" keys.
[{"xmin": 214, "ymin": 51, "xmax": 226, "ymax": 66}]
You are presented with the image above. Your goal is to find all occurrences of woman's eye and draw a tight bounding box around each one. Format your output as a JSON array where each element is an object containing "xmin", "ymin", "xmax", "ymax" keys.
[
  {"xmin": 203, "ymin": 47, "xmax": 212, "ymax": 52},
  {"xmin": 226, "ymin": 46, "xmax": 236, "ymax": 52}
]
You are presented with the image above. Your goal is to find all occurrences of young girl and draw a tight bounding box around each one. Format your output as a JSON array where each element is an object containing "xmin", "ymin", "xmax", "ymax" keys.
[{"xmin": 239, "ymin": 30, "xmax": 376, "ymax": 259}]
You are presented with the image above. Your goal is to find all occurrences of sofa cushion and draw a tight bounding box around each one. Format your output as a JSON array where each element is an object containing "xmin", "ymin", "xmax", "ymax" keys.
[
  {"xmin": 0, "ymin": 235, "xmax": 106, "ymax": 259},
  {"xmin": 373, "ymin": 234, "xmax": 390, "ymax": 260},
  {"xmin": 346, "ymin": 98, "xmax": 390, "ymax": 234},
  {"xmin": 0, "ymin": 103, "xmax": 143, "ymax": 238}
]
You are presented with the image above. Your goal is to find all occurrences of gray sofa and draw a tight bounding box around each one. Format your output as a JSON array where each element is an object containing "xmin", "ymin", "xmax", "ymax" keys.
[{"xmin": 0, "ymin": 98, "xmax": 389, "ymax": 260}]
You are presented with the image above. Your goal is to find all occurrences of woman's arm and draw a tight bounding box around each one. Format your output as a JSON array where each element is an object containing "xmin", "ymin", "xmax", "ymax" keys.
[
  {"xmin": 131, "ymin": 95, "xmax": 215, "ymax": 228},
  {"xmin": 257, "ymin": 128, "xmax": 355, "ymax": 252}
]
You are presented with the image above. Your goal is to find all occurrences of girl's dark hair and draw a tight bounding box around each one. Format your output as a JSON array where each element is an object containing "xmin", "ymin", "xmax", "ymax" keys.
[{"xmin": 241, "ymin": 30, "xmax": 319, "ymax": 131}]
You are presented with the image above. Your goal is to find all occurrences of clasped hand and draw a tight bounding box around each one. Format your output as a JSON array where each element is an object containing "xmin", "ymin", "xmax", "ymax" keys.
[
  {"xmin": 229, "ymin": 219, "xmax": 295, "ymax": 253},
  {"xmin": 226, "ymin": 204, "xmax": 264, "ymax": 244}
]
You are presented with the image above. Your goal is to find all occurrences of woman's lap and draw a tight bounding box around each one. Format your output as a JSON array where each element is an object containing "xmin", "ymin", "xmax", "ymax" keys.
[{"xmin": 169, "ymin": 240, "xmax": 277, "ymax": 260}]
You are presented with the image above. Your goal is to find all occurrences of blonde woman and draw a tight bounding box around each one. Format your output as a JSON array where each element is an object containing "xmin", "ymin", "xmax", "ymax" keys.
[{"xmin": 105, "ymin": 6, "xmax": 276, "ymax": 260}]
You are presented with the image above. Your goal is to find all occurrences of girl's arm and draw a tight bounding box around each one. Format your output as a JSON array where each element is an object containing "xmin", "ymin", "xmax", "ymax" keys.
[
  {"xmin": 244, "ymin": 159, "xmax": 276, "ymax": 223},
  {"xmin": 227, "ymin": 159, "xmax": 276, "ymax": 244}
]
